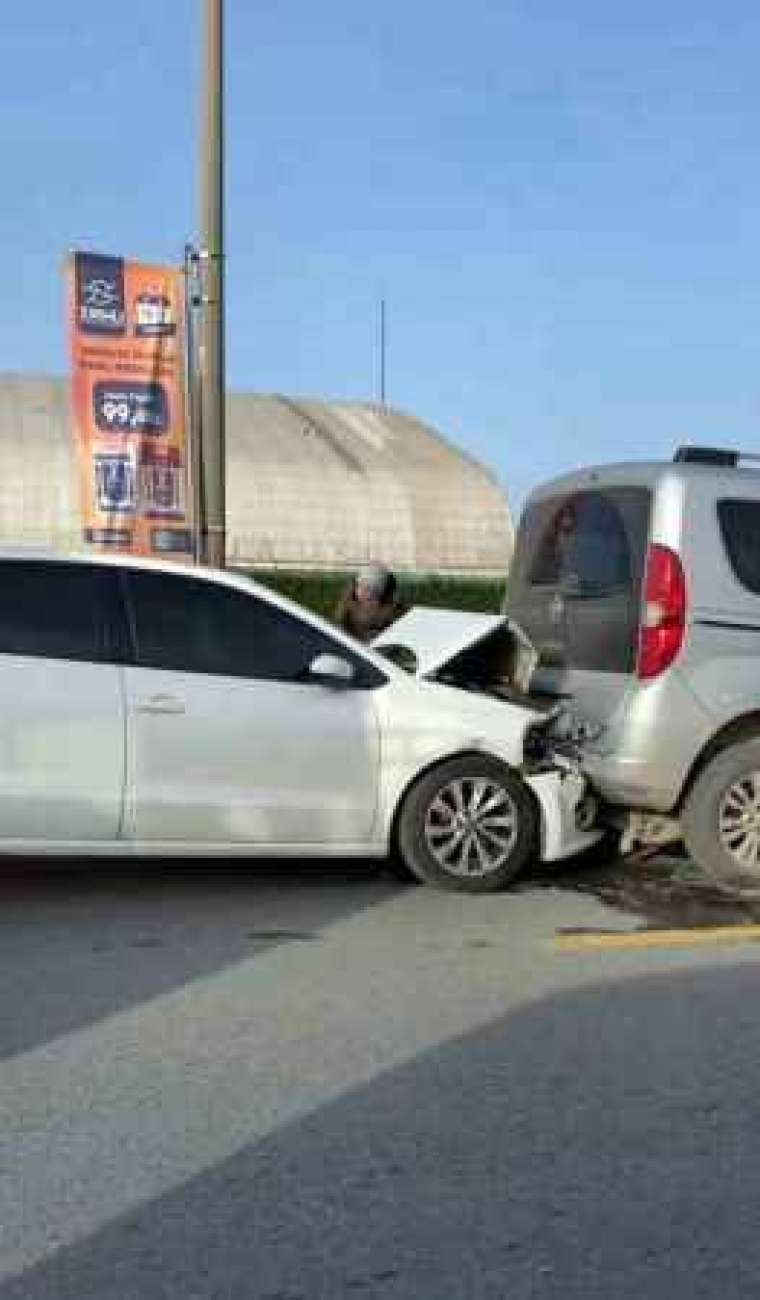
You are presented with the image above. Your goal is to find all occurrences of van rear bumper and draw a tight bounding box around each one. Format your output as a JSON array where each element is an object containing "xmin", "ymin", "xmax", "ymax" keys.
[
  {"xmin": 579, "ymin": 670, "xmax": 714, "ymax": 813},
  {"xmin": 580, "ymin": 751, "xmax": 678, "ymax": 812}
]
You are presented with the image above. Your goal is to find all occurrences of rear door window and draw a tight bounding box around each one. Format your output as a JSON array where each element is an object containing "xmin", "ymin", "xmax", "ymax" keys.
[
  {"xmin": 506, "ymin": 488, "xmax": 651, "ymax": 673},
  {"xmin": 717, "ymin": 500, "xmax": 760, "ymax": 595}
]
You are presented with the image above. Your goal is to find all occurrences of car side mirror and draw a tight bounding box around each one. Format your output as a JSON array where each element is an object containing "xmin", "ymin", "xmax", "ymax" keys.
[{"xmin": 307, "ymin": 653, "xmax": 356, "ymax": 687}]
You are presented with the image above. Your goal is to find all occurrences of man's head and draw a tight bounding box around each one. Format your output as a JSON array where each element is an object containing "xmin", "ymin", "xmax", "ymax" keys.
[{"xmin": 354, "ymin": 564, "xmax": 393, "ymax": 603}]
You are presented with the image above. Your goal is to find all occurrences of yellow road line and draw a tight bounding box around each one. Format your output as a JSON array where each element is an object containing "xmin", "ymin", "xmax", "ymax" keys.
[{"xmin": 554, "ymin": 925, "xmax": 760, "ymax": 952}]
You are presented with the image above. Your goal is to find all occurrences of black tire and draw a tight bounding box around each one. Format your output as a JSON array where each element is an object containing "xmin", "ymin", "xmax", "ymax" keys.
[
  {"xmin": 382, "ymin": 852, "xmax": 422, "ymax": 885},
  {"xmin": 396, "ymin": 754, "xmax": 539, "ymax": 893},
  {"xmin": 682, "ymin": 737, "xmax": 760, "ymax": 886},
  {"xmin": 564, "ymin": 828, "xmax": 622, "ymax": 870}
]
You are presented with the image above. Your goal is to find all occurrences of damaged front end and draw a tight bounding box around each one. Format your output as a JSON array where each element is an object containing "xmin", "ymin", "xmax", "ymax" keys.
[
  {"xmin": 374, "ymin": 604, "xmax": 600, "ymax": 764},
  {"xmin": 374, "ymin": 607, "xmax": 605, "ymax": 861}
]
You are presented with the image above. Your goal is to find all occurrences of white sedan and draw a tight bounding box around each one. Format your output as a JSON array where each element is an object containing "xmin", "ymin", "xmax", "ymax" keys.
[{"xmin": 0, "ymin": 552, "xmax": 600, "ymax": 891}]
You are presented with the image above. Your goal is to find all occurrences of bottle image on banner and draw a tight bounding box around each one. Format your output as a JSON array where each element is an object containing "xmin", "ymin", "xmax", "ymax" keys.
[{"xmin": 139, "ymin": 444, "xmax": 187, "ymax": 519}]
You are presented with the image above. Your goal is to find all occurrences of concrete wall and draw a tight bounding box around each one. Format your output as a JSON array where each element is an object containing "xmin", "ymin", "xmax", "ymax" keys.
[{"xmin": 0, "ymin": 375, "xmax": 513, "ymax": 575}]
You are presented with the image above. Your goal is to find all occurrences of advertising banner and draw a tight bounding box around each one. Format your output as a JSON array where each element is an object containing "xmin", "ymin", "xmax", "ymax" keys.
[{"xmin": 68, "ymin": 251, "xmax": 195, "ymax": 559}]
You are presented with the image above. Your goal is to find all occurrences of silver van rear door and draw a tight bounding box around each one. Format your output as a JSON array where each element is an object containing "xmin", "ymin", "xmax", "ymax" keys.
[{"xmin": 505, "ymin": 486, "xmax": 651, "ymax": 729}]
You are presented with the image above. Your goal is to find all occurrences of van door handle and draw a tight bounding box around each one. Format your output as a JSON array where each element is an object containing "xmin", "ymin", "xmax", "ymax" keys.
[{"xmin": 136, "ymin": 694, "xmax": 186, "ymax": 716}]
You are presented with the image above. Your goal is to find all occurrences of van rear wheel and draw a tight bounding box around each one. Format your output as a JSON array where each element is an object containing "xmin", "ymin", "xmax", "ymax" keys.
[{"xmin": 683, "ymin": 738, "xmax": 760, "ymax": 886}]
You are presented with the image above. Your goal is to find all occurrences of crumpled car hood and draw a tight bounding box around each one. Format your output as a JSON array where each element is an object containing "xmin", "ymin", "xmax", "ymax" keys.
[{"xmin": 372, "ymin": 606, "xmax": 538, "ymax": 691}]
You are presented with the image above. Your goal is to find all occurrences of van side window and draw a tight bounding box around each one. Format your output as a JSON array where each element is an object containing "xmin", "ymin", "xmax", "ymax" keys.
[
  {"xmin": 0, "ymin": 560, "xmax": 124, "ymax": 663},
  {"xmin": 717, "ymin": 500, "xmax": 760, "ymax": 595},
  {"xmin": 529, "ymin": 492, "xmax": 632, "ymax": 595}
]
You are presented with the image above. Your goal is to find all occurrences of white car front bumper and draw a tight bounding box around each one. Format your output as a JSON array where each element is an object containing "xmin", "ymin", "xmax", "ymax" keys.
[{"xmin": 526, "ymin": 767, "xmax": 603, "ymax": 863}]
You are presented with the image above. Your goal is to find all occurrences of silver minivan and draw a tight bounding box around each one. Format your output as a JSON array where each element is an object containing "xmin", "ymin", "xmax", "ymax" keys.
[{"xmin": 505, "ymin": 445, "xmax": 760, "ymax": 885}]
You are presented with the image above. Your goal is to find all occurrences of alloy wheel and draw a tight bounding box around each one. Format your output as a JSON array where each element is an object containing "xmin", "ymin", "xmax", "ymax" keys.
[
  {"xmin": 718, "ymin": 772, "xmax": 760, "ymax": 872},
  {"xmin": 423, "ymin": 777, "xmax": 519, "ymax": 879}
]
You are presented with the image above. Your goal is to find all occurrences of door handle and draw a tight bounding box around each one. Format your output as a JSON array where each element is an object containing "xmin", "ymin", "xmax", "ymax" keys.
[{"xmin": 136, "ymin": 694, "xmax": 186, "ymax": 716}]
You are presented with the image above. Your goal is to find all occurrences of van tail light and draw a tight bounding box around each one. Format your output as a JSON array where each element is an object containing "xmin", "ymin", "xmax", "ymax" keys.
[{"xmin": 636, "ymin": 544, "xmax": 686, "ymax": 680}]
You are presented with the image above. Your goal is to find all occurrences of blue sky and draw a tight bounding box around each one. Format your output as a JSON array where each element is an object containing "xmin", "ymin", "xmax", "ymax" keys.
[{"xmin": 4, "ymin": 1, "xmax": 760, "ymax": 507}]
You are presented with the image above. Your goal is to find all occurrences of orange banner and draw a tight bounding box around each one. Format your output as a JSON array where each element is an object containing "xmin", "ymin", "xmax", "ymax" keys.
[{"xmin": 68, "ymin": 252, "xmax": 195, "ymax": 559}]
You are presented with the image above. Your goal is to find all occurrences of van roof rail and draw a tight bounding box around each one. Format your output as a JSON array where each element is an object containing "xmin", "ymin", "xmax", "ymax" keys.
[{"xmin": 673, "ymin": 446, "xmax": 760, "ymax": 468}]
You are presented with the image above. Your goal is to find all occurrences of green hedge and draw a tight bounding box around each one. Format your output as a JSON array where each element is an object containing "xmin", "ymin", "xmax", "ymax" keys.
[{"xmin": 246, "ymin": 569, "xmax": 505, "ymax": 620}]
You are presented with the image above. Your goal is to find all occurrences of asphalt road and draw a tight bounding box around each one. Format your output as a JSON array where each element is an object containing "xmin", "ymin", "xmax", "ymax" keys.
[{"xmin": 3, "ymin": 856, "xmax": 760, "ymax": 1299}]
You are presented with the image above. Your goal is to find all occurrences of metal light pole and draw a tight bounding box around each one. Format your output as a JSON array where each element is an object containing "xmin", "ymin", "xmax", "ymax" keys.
[
  {"xmin": 199, "ymin": 0, "xmax": 226, "ymax": 567},
  {"xmin": 379, "ymin": 298, "xmax": 387, "ymax": 408}
]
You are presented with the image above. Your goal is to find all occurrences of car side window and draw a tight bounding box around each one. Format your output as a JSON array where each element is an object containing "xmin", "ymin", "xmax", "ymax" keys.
[
  {"xmin": 125, "ymin": 569, "xmax": 384, "ymax": 685},
  {"xmin": 717, "ymin": 500, "xmax": 760, "ymax": 596},
  {"xmin": 529, "ymin": 491, "xmax": 632, "ymax": 595},
  {"xmin": 0, "ymin": 560, "xmax": 125, "ymax": 663}
]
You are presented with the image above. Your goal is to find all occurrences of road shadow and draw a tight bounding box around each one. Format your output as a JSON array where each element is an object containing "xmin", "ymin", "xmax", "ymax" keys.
[
  {"xmin": 5, "ymin": 961, "xmax": 760, "ymax": 1299},
  {"xmin": 5, "ymin": 841, "xmax": 759, "ymax": 1068},
  {"xmin": 0, "ymin": 857, "xmax": 401, "ymax": 1062}
]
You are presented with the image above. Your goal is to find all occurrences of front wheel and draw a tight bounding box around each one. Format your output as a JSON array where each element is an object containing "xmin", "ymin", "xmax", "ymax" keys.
[{"xmin": 396, "ymin": 755, "xmax": 539, "ymax": 893}]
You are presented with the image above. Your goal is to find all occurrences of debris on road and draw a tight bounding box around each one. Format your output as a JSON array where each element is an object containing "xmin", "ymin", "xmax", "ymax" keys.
[{"xmin": 529, "ymin": 850, "xmax": 760, "ymax": 934}]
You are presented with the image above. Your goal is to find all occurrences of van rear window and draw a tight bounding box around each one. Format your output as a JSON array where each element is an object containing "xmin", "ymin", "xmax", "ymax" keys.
[
  {"xmin": 718, "ymin": 500, "xmax": 760, "ymax": 595},
  {"xmin": 506, "ymin": 487, "xmax": 651, "ymax": 674},
  {"xmin": 529, "ymin": 492, "xmax": 633, "ymax": 594}
]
